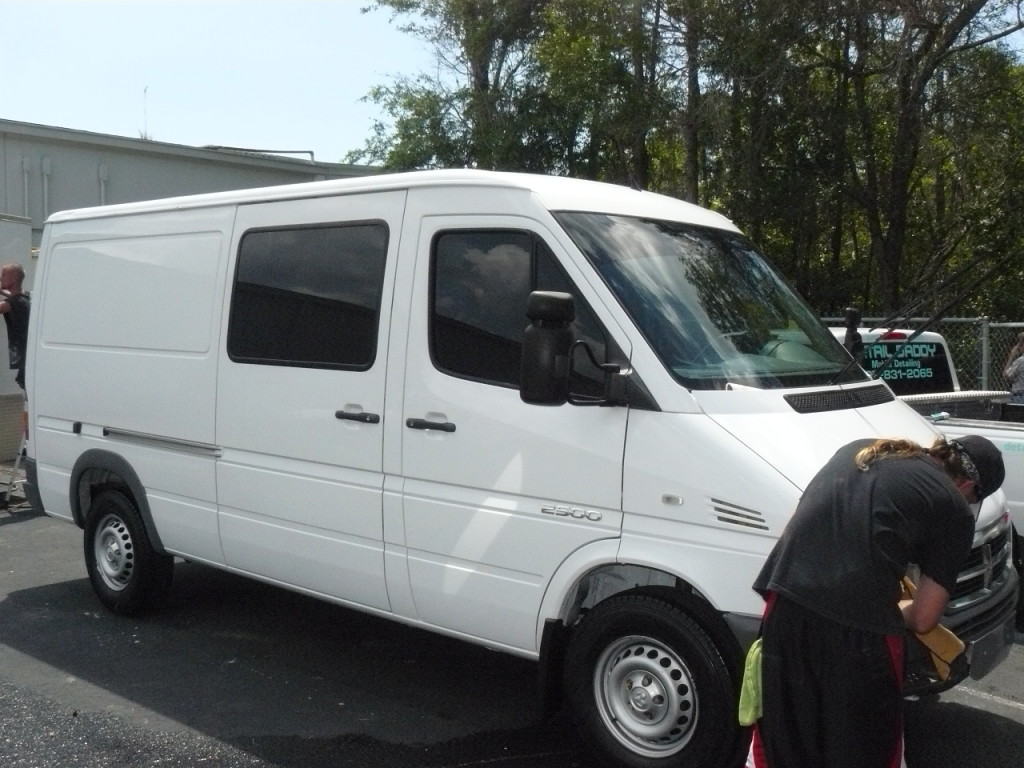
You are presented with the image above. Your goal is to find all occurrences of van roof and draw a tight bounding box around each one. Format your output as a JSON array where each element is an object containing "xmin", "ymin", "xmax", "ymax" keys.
[{"xmin": 45, "ymin": 168, "xmax": 739, "ymax": 232}]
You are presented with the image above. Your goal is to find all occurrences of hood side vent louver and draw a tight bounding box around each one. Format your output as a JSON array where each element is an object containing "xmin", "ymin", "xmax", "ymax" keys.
[
  {"xmin": 784, "ymin": 384, "xmax": 893, "ymax": 414},
  {"xmin": 712, "ymin": 499, "xmax": 770, "ymax": 531}
]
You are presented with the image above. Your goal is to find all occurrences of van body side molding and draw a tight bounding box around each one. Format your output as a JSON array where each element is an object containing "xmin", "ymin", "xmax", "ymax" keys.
[{"xmin": 101, "ymin": 427, "xmax": 222, "ymax": 457}]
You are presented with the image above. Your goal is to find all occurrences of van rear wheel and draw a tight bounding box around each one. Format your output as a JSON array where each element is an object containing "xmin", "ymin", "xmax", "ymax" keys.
[
  {"xmin": 565, "ymin": 593, "xmax": 744, "ymax": 768},
  {"xmin": 84, "ymin": 489, "xmax": 173, "ymax": 615}
]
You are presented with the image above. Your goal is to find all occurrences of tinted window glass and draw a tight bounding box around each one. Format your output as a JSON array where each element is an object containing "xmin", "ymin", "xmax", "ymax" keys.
[
  {"xmin": 228, "ymin": 223, "xmax": 387, "ymax": 369},
  {"xmin": 431, "ymin": 230, "xmax": 607, "ymax": 389}
]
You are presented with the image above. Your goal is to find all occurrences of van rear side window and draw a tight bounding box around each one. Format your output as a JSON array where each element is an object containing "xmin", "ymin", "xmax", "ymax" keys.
[{"xmin": 227, "ymin": 223, "xmax": 388, "ymax": 369}]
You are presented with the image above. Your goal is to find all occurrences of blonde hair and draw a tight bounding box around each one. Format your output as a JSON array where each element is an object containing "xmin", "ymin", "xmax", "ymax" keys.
[{"xmin": 855, "ymin": 436, "xmax": 966, "ymax": 479}]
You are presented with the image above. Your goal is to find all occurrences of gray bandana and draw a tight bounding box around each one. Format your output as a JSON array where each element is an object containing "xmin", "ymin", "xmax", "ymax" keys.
[{"xmin": 950, "ymin": 439, "xmax": 982, "ymax": 490}]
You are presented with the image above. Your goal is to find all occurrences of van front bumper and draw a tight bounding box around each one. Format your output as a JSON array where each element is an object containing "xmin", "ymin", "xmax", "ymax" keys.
[{"xmin": 903, "ymin": 561, "xmax": 1018, "ymax": 695}]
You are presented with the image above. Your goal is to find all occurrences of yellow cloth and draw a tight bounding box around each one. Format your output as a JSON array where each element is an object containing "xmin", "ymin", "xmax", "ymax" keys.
[
  {"xmin": 900, "ymin": 577, "xmax": 966, "ymax": 681},
  {"xmin": 737, "ymin": 637, "xmax": 762, "ymax": 725}
]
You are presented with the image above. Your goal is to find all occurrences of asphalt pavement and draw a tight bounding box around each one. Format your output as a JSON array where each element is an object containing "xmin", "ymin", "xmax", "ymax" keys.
[
  {"xmin": 0, "ymin": 465, "xmax": 593, "ymax": 768},
  {"xmin": 1, "ymin": 462, "xmax": 1023, "ymax": 767}
]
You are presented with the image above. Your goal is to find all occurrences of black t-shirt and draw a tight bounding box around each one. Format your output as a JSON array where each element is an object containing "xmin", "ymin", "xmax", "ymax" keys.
[
  {"xmin": 3, "ymin": 291, "xmax": 29, "ymax": 369},
  {"xmin": 753, "ymin": 439, "xmax": 975, "ymax": 634}
]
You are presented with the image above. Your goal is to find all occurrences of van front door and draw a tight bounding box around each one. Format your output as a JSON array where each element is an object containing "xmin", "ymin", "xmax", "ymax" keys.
[
  {"xmin": 394, "ymin": 216, "xmax": 627, "ymax": 651},
  {"xmin": 215, "ymin": 192, "xmax": 404, "ymax": 611}
]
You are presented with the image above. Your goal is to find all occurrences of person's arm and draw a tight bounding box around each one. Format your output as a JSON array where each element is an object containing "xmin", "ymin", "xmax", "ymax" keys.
[
  {"xmin": 1006, "ymin": 355, "xmax": 1022, "ymax": 381},
  {"xmin": 1007, "ymin": 343, "xmax": 1023, "ymax": 369},
  {"xmin": 902, "ymin": 574, "xmax": 950, "ymax": 633}
]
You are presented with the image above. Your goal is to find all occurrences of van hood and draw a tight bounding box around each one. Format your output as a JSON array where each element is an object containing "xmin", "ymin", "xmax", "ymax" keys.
[
  {"xmin": 692, "ymin": 385, "xmax": 937, "ymax": 491},
  {"xmin": 692, "ymin": 384, "xmax": 1006, "ymax": 530}
]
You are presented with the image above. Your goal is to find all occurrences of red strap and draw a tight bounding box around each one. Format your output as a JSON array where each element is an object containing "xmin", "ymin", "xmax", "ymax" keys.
[
  {"xmin": 884, "ymin": 633, "xmax": 905, "ymax": 768},
  {"xmin": 747, "ymin": 593, "xmax": 777, "ymax": 767}
]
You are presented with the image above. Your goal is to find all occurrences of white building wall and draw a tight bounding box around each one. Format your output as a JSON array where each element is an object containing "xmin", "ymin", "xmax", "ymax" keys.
[{"xmin": 0, "ymin": 119, "xmax": 376, "ymax": 246}]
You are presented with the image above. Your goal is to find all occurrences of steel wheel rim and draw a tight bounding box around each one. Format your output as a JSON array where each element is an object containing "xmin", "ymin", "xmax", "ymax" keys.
[
  {"xmin": 93, "ymin": 513, "xmax": 134, "ymax": 591},
  {"xmin": 592, "ymin": 634, "xmax": 698, "ymax": 758}
]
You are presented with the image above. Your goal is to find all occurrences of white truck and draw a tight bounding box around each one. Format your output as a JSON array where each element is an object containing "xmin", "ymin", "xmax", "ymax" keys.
[
  {"xmin": 24, "ymin": 171, "xmax": 1018, "ymax": 768},
  {"xmin": 835, "ymin": 324, "xmax": 1024, "ymax": 629}
]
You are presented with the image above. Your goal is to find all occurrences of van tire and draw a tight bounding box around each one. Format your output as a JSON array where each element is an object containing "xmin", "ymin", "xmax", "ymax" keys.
[
  {"xmin": 83, "ymin": 489, "xmax": 173, "ymax": 616},
  {"xmin": 565, "ymin": 593, "xmax": 742, "ymax": 768}
]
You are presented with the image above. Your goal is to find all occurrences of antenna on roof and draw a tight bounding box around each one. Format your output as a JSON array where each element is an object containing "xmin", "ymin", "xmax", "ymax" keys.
[{"xmin": 140, "ymin": 86, "xmax": 152, "ymax": 141}]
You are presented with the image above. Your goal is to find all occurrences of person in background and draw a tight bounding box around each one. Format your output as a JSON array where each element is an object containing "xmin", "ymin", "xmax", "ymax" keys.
[
  {"xmin": 749, "ymin": 434, "xmax": 1004, "ymax": 768},
  {"xmin": 0, "ymin": 263, "xmax": 30, "ymax": 391},
  {"xmin": 1003, "ymin": 331, "xmax": 1024, "ymax": 403}
]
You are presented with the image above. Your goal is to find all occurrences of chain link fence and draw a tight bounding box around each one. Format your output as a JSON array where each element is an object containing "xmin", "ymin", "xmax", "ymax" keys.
[{"xmin": 822, "ymin": 317, "xmax": 1024, "ymax": 392}]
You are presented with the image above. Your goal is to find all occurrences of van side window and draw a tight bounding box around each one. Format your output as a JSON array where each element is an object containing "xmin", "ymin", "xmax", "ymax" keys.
[
  {"xmin": 228, "ymin": 223, "xmax": 388, "ymax": 369},
  {"xmin": 431, "ymin": 229, "xmax": 608, "ymax": 390}
]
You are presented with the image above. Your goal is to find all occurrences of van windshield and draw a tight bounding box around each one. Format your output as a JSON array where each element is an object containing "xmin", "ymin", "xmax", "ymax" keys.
[{"xmin": 554, "ymin": 212, "xmax": 868, "ymax": 390}]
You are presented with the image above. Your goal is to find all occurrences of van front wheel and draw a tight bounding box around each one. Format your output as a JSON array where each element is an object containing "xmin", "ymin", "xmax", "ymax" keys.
[
  {"xmin": 84, "ymin": 489, "xmax": 173, "ymax": 615},
  {"xmin": 566, "ymin": 593, "xmax": 742, "ymax": 768}
]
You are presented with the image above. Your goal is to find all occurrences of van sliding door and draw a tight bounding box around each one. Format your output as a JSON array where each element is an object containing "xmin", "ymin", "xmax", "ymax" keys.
[{"xmin": 215, "ymin": 191, "xmax": 404, "ymax": 611}]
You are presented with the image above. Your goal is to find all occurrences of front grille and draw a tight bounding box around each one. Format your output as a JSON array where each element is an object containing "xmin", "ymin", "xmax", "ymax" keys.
[
  {"xmin": 949, "ymin": 524, "xmax": 1013, "ymax": 609},
  {"xmin": 784, "ymin": 384, "xmax": 894, "ymax": 414}
]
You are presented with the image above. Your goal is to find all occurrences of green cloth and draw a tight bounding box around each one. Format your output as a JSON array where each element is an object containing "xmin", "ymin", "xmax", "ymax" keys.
[{"xmin": 738, "ymin": 637, "xmax": 763, "ymax": 726}]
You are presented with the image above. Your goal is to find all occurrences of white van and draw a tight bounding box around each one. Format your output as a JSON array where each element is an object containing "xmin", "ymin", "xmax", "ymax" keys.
[{"xmin": 24, "ymin": 170, "xmax": 1018, "ymax": 768}]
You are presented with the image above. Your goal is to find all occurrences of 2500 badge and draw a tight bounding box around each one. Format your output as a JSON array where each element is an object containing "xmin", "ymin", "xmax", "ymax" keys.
[{"xmin": 541, "ymin": 504, "xmax": 603, "ymax": 522}]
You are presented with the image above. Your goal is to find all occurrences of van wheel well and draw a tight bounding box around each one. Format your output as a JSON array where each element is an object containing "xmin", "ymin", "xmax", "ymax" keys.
[
  {"xmin": 74, "ymin": 469, "xmax": 131, "ymax": 526},
  {"xmin": 539, "ymin": 571, "xmax": 742, "ymax": 719},
  {"xmin": 69, "ymin": 449, "xmax": 166, "ymax": 554}
]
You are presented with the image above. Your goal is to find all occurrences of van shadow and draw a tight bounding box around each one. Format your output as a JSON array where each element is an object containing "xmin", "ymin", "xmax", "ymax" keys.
[
  {"xmin": 905, "ymin": 693, "xmax": 1024, "ymax": 767},
  {"xmin": 0, "ymin": 562, "xmax": 589, "ymax": 767},
  {"xmin": 0, "ymin": 503, "xmax": 44, "ymax": 526}
]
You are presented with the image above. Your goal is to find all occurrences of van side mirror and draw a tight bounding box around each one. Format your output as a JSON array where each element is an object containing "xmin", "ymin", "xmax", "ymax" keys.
[{"xmin": 520, "ymin": 291, "xmax": 575, "ymax": 405}]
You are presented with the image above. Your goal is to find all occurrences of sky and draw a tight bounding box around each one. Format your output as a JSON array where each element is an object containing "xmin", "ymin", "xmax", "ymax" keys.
[{"xmin": 0, "ymin": 1, "xmax": 435, "ymax": 163}]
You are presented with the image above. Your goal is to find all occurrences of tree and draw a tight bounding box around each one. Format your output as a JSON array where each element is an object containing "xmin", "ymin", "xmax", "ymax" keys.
[
  {"xmin": 535, "ymin": 0, "xmax": 677, "ymax": 186},
  {"xmin": 353, "ymin": 0, "xmax": 1024, "ymax": 319},
  {"xmin": 697, "ymin": 1, "xmax": 1024, "ymax": 314},
  {"xmin": 350, "ymin": 1, "xmax": 555, "ymax": 170}
]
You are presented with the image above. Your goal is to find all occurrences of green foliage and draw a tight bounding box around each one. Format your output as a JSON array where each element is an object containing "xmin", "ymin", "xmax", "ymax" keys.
[{"xmin": 353, "ymin": 0, "xmax": 1024, "ymax": 319}]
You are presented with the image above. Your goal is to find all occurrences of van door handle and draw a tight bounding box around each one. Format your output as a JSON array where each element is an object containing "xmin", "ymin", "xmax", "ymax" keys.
[
  {"xmin": 335, "ymin": 410, "xmax": 381, "ymax": 424},
  {"xmin": 405, "ymin": 417, "xmax": 456, "ymax": 433}
]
